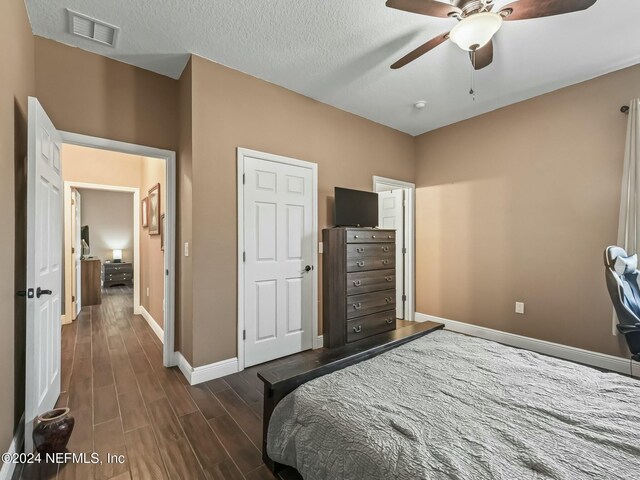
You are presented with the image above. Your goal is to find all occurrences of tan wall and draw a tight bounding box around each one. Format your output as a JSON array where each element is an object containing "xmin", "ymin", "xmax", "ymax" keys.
[
  {"xmin": 177, "ymin": 59, "xmax": 193, "ymax": 362},
  {"xmin": 189, "ymin": 56, "xmax": 415, "ymax": 366},
  {"xmin": 1, "ymin": 0, "xmax": 34, "ymax": 451},
  {"xmin": 62, "ymin": 144, "xmax": 142, "ymax": 187},
  {"xmin": 79, "ymin": 189, "xmax": 135, "ymax": 263},
  {"xmin": 414, "ymin": 65, "xmax": 640, "ymax": 357},
  {"xmin": 140, "ymin": 156, "xmax": 166, "ymax": 328},
  {"xmin": 34, "ymin": 37, "xmax": 179, "ymax": 152}
]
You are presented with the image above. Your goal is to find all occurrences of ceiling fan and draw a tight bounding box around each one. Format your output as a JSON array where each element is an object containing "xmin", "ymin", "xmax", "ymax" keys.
[{"xmin": 387, "ymin": 0, "xmax": 598, "ymax": 70}]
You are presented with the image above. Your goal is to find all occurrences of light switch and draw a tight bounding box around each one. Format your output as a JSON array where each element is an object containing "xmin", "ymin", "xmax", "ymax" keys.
[
  {"xmin": 515, "ymin": 302, "xmax": 525, "ymax": 314},
  {"xmin": 319, "ymin": 242, "xmax": 324, "ymax": 254},
  {"xmin": 184, "ymin": 242, "xmax": 189, "ymax": 257}
]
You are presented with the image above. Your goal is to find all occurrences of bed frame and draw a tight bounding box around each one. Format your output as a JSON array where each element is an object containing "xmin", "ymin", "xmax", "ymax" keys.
[{"xmin": 257, "ymin": 320, "xmax": 444, "ymax": 473}]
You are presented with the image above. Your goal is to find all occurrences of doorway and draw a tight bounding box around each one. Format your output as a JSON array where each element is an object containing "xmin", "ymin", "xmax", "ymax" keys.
[
  {"xmin": 373, "ymin": 176, "xmax": 415, "ymax": 321},
  {"xmin": 62, "ymin": 182, "xmax": 140, "ymax": 325},
  {"xmin": 237, "ymin": 148, "xmax": 319, "ymax": 369},
  {"xmin": 59, "ymin": 134, "xmax": 176, "ymax": 367}
]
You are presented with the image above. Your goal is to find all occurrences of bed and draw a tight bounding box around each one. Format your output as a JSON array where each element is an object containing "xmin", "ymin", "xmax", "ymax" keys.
[{"xmin": 263, "ymin": 328, "xmax": 640, "ymax": 480}]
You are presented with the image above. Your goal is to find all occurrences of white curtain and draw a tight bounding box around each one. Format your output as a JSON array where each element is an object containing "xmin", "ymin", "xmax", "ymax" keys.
[{"xmin": 615, "ymin": 98, "xmax": 640, "ymax": 333}]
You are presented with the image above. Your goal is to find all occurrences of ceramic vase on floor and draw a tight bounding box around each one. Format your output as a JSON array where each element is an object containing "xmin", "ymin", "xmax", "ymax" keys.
[{"xmin": 32, "ymin": 407, "xmax": 75, "ymax": 453}]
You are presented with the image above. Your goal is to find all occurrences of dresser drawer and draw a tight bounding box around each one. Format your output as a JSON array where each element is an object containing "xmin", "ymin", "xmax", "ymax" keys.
[
  {"xmin": 346, "ymin": 310, "xmax": 396, "ymax": 343},
  {"xmin": 346, "ymin": 255, "xmax": 395, "ymax": 273},
  {"xmin": 347, "ymin": 269, "xmax": 395, "ymax": 295},
  {"xmin": 345, "ymin": 229, "xmax": 395, "ymax": 244},
  {"xmin": 347, "ymin": 243, "xmax": 394, "ymax": 258},
  {"xmin": 346, "ymin": 289, "xmax": 395, "ymax": 319},
  {"xmin": 104, "ymin": 264, "xmax": 133, "ymax": 274},
  {"xmin": 105, "ymin": 273, "xmax": 132, "ymax": 282}
]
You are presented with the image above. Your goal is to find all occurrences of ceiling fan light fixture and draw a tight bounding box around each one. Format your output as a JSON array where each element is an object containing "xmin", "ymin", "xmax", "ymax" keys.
[{"xmin": 449, "ymin": 12, "xmax": 503, "ymax": 51}]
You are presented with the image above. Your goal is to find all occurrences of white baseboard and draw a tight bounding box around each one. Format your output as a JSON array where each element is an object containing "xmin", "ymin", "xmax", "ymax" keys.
[
  {"xmin": 138, "ymin": 305, "xmax": 164, "ymax": 343},
  {"xmin": 175, "ymin": 352, "xmax": 239, "ymax": 386},
  {"xmin": 416, "ymin": 312, "xmax": 639, "ymax": 376},
  {"xmin": 314, "ymin": 335, "xmax": 324, "ymax": 349},
  {"xmin": 0, "ymin": 414, "xmax": 24, "ymax": 480}
]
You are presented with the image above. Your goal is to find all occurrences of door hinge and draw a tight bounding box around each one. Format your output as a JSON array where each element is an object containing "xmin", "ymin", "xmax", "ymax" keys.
[
  {"xmin": 403, "ymin": 200, "xmax": 407, "ymax": 207},
  {"xmin": 402, "ymin": 247, "xmax": 406, "ymax": 254},
  {"xmin": 166, "ymin": 269, "xmax": 169, "ymax": 276},
  {"xmin": 242, "ymin": 174, "xmax": 245, "ymax": 184},
  {"xmin": 243, "ymin": 252, "xmax": 246, "ymax": 262},
  {"xmin": 243, "ymin": 329, "xmax": 246, "ymax": 340},
  {"xmin": 402, "ymin": 294, "xmax": 407, "ymax": 302},
  {"xmin": 71, "ymin": 247, "xmax": 75, "ymax": 254},
  {"xmin": 72, "ymin": 295, "xmax": 75, "ymax": 303}
]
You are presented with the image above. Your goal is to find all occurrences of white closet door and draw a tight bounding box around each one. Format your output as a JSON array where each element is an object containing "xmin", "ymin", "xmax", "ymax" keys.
[
  {"xmin": 243, "ymin": 156, "xmax": 314, "ymax": 367},
  {"xmin": 378, "ymin": 189, "xmax": 405, "ymax": 319}
]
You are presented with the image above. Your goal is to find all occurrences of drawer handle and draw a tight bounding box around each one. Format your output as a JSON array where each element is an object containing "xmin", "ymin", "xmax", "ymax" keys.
[
  {"xmin": 386, "ymin": 318, "xmax": 394, "ymax": 325},
  {"xmin": 388, "ymin": 235, "xmax": 392, "ymax": 239},
  {"xmin": 385, "ymin": 276, "xmax": 393, "ymax": 282},
  {"xmin": 353, "ymin": 325, "xmax": 362, "ymax": 333},
  {"xmin": 353, "ymin": 280, "xmax": 362, "ymax": 287},
  {"xmin": 356, "ymin": 247, "xmax": 365, "ymax": 253},
  {"xmin": 385, "ymin": 297, "xmax": 393, "ymax": 303},
  {"xmin": 353, "ymin": 303, "xmax": 362, "ymax": 310},
  {"xmin": 356, "ymin": 261, "xmax": 365, "ymax": 267},
  {"xmin": 372, "ymin": 235, "xmax": 376, "ymax": 239},
  {"xmin": 354, "ymin": 235, "xmax": 359, "ymax": 239},
  {"xmin": 382, "ymin": 246, "xmax": 389, "ymax": 252},
  {"xmin": 382, "ymin": 259, "xmax": 389, "ymax": 265}
]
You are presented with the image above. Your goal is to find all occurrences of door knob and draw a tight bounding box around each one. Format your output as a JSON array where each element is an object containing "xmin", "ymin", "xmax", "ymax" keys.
[
  {"xmin": 36, "ymin": 287, "xmax": 52, "ymax": 298},
  {"xmin": 303, "ymin": 265, "xmax": 312, "ymax": 273}
]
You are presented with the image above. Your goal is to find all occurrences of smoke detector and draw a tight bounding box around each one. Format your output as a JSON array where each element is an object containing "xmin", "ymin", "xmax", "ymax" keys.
[
  {"xmin": 67, "ymin": 9, "xmax": 120, "ymax": 47},
  {"xmin": 414, "ymin": 101, "xmax": 427, "ymax": 110}
]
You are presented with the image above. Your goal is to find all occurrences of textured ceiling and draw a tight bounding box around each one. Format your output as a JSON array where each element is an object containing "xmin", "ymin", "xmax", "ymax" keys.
[{"xmin": 25, "ymin": 0, "xmax": 640, "ymax": 135}]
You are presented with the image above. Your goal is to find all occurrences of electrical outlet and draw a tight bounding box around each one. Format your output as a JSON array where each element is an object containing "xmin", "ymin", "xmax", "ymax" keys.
[
  {"xmin": 184, "ymin": 242, "xmax": 189, "ymax": 257},
  {"xmin": 515, "ymin": 302, "xmax": 525, "ymax": 314}
]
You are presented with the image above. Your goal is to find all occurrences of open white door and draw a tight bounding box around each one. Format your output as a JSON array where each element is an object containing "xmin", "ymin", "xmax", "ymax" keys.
[
  {"xmin": 74, "ymin": 190, "xmax": 82, "ymax": 317},
  {"xmin": 378, "ymin": 189, "xmax": 405, "ymax": 319},
  {"xmin": 241, "ymin": 153, "xmax": 316, "ymax": 367},
  {"xmin": 25, "ymin": 97, "xmax": 63, "ymax": 452}
]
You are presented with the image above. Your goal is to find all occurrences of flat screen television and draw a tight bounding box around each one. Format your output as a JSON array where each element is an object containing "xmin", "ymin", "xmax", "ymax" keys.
[{"xmin": 334, "ymin": 187, "xmax": 378, "ymax": 227}]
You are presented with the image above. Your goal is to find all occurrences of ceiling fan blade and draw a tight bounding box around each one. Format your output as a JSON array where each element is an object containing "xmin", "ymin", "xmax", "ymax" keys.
[
  {"xmin": 469, "ymin": 41, "xmax": 493, "ymax": 70},
  {"xmin": 386, "ymin": 0, "xmax": 461, "ymax": 18},
  {"xmin": 499, "ymin": 0, "xmax": 597, "ymax": 21},
  {"xmin": 391, "ymin": 32, "xmax": 450, "ymax": 69}
]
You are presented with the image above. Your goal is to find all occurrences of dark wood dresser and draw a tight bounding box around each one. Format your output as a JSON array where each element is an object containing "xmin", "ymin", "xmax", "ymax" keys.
[
  {"xmin": 323, "ymin": 227, "xmax": 396, "ymax": 348},
  {"xmin": 81, "ymin": 258, "xmax": 102, "ymax": 306},
  {"xmin": 102, "ymin": 262, "xmax": 133, "ymax": 288}
]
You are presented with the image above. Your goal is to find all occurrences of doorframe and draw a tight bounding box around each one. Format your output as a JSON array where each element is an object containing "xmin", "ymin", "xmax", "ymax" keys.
[
  {"xmin": 60, "ymin": 131, "xmax": 177, "ymax": 367},
  {"xmin": 63, "ymin": 181, "xmax": 140, "ymax": 323},
  {"xmin": 237, "ymin": 147, "xmax": 319, "ymax": 372},
  {"xmin": 373, "ymin": 176, "xmax": 416, "ymax": 321}
]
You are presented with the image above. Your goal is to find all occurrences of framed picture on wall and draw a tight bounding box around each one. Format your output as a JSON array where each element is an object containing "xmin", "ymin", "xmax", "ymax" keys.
[
  {"xmin": 160, "ymin": 213, "xmax": 165, "ymax": 251},
  {"xmin": 141, "ymin": 197, "xmax": 149, "ymax": 227},
  {"xmin": 148, "ymin": 183, "xmax": 161, "ymax": 235}
]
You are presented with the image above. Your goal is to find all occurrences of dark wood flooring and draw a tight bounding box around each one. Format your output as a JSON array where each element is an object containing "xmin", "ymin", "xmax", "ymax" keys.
[
  {"xmin": 16, "ymin": 287, "xmax": 418, "ymax": 480},
  {"xmin": 16, "ymin": 287, "xmax": 278, "ymax": 480}
]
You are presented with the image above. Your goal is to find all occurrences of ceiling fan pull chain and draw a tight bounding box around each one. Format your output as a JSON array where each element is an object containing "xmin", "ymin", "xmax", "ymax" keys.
[{"xmin": 469, "ymin": 53, "xmax": 476, "ymax": 101}]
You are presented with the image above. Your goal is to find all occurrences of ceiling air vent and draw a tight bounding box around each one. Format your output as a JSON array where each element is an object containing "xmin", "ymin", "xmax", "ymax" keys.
[{"xmin": 67, "ymin": 9, "xmax": 120, "ymax": 47}]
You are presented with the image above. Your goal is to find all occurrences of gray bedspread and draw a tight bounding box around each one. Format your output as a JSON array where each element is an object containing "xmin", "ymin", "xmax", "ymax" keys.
[{"xmin": 267, "ymin": 330, "xmax": 640, "ymax": 479}]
